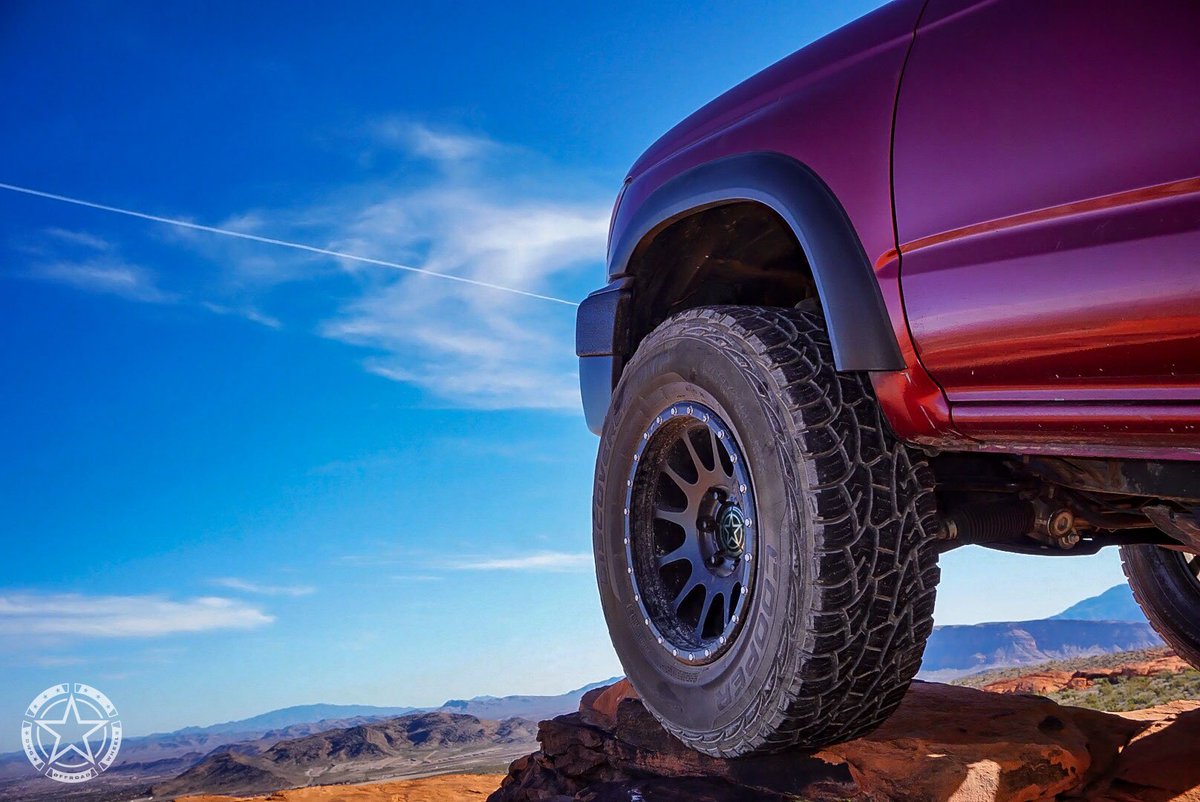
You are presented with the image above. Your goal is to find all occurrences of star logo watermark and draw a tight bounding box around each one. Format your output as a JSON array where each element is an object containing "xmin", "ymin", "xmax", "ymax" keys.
[{"xmin": 21, "ymin": 684, "xmax": 122, "ymax": 783}]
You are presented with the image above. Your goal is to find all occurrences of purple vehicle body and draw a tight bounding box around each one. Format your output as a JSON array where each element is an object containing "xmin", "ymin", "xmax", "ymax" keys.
[
  {"xmin": 577, "ymin": 0, "xmax": 1200, "ymax": 756},
  {"xmin": 583, "ymin": 0, "xmax": 1200, "ymax": 458}
]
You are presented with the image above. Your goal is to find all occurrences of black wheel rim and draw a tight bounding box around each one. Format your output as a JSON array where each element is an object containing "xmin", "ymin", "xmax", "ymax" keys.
[{"xmin": 625, "ymin": 402, "xmax": 757, "ymax": 664}]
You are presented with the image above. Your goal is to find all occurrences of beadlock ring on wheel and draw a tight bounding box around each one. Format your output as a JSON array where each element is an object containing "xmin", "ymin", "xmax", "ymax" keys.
[
  {"xmin": 624, "ymin": 401, "xmax": 757, "ymax": 665},
  {"xmin": 1180, "ymin": 550, "xmax": 1200, "ymax": 584}
]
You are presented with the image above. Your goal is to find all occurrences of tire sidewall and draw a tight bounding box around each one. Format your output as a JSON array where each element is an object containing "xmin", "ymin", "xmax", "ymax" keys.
[
  {"xmin": 1123, "ymin": 544, "xmax": 1200, "ymax": 666},
  {"xmin": 594, "ymin": 329, "xmax": 812, "ymax": 737}
]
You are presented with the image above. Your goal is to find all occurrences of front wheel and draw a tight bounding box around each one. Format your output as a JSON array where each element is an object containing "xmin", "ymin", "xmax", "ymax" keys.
[{"xmin": 592, "ymin": 305, "xmax": 940, "ymax": 756}]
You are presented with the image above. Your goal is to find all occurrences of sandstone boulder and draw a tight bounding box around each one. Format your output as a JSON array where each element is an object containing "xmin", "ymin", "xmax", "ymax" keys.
[{"xmin": 489, "ymin": 678, "xmax": 1200, "ymax": 802}]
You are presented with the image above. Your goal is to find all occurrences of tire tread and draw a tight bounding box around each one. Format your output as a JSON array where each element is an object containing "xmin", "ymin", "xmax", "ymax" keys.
[{"xmin": 617, "ymin": 305, "xmax": 940, "ymax": 755}]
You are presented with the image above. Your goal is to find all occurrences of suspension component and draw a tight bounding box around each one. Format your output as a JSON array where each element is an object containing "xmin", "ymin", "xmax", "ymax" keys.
[
  {"xmin": 938, "ymin": 500, "xmax": 1034, "ymax": 545},
  {"xmin": 939, "ymin": 498, "xmax": 1080, "ymax": 550},
  {"xmin": 1030, "ymin": 499, "xmax": 1080, "ymax": 549},
  {"xmin": 1143, "ymin": 505, "xmax": 1200, "ymax": 552}
]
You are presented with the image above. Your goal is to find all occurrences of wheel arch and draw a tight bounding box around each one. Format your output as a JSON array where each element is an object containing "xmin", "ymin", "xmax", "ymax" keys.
[{"xmin": 607, "ymin": 151, "xmax": 903, "ymax": 372}]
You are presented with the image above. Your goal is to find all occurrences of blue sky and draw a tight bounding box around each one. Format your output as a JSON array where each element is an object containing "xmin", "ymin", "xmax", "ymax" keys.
[{"xmin": 0, "ymin": 0, "xmax": 1128, "ymax": 749}]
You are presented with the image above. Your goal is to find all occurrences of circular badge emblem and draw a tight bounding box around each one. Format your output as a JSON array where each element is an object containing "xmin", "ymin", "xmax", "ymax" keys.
[
  {"xmin": 21, "ymin": 683, "xmax": 122, "ymax": 783},
  {"xmin": 717, "ymin": 503, "xmax": 746, "ymax": 556}
]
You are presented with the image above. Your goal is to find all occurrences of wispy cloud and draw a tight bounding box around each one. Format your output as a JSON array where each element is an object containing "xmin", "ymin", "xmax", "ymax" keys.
[
  {"xmin": 44, "ymin": 227, "xmax": 112, "ymax": 251},
  {"xmin": 17, "ymin": 226, "xmax": 179, "ymax": 305},
  {"xmin": 449, "ymin": 551, "xmax": 593, "ymax": 572},
  {"xmin": 0, "ymin": 593, "xmax": 273, "ymax": 637},
  {"xmin": 20, "ymin": 226, "xmax": 295, "ymax": 330},
  {"xmin": 30, "ymin": 654, "xmax": 89, "ymax": 667},
  {"xmin": 205, "ymin": 123, "xmax": 606, "ymax": 410},
  {"xmin": 24, "ymin": 648, "xmax": 181, "ymax": 669},
  {"xmin": 316, "ymin": 127, "xmax": 607, "ymax": 408},
  {"xmin": 211, "ymin": 577, "xmax": 315, "ymax": 597},
  {"xmin": 31, "ymin": 258, "xmax": 176, "ymax": 303},
  {"xmin": 15, "ymin": 123, "xmax": 607, "ymax": 411},
  {"xmin": 370, "ymin": 119, "xmax": 499, "ymax": 163},
  {"xmin": 201, "ymin": 301, "xmax": 283, "ymax": 329}
]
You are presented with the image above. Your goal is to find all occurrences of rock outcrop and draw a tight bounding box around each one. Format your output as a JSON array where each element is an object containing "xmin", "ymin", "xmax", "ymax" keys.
[
  {"xmin": 490, "ymin": 679, "xmax": 1200, "ymax": 802},
  {"xmin": 982, "ymin": 652, "xmax": 1193, "ymax": 695}
]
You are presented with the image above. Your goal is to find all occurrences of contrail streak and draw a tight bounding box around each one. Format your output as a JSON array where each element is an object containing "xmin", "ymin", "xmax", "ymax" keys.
[{"xmin": 0, "ymin": 182, "xmax": 580, "ymax": 307}]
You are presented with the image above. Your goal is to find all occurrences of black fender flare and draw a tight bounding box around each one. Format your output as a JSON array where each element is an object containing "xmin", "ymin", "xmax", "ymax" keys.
[{"xmin": 604, "ymin": 151, "xmax": 903, "ymax": 371}]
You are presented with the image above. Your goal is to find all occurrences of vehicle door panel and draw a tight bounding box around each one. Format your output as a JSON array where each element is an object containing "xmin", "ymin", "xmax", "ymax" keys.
[{"xmin": 893, "ymin": 0, "xmax": 1200, "ymax": 404}]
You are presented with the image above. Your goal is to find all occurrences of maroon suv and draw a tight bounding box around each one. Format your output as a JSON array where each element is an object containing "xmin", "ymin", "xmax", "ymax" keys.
[{"xmin": 576, "ymin": 0, "xmax": 1200, "ymax": 755}]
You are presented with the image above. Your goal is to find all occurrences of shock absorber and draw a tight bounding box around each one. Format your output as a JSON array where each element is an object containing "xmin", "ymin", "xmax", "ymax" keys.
[
  {"xmin": 938, "ymin": 497, "xmax": 1079, "ymax": 549},
  {"xmin": 939, "ymin": 500, "xmax": 1034, "ymax": 546}
]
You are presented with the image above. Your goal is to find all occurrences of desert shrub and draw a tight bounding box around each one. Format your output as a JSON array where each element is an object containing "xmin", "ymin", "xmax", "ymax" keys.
[{"xmin": 1047, "ymin": 671, "xmax": 1200, "ymax": 712}]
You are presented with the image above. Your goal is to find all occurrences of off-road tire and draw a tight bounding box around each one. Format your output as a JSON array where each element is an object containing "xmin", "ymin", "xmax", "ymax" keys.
[
  {"xmin": 592, "ymin": 304, "xmax": 940, "ymax": 756},
  {"xmin": 1121, "ymin": 544, "xmax": 1200, "ymax": 668}
]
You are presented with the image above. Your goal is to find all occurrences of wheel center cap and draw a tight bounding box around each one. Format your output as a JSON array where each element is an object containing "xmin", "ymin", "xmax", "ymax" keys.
[{"xmin": 716, "ymin": 502, "xmax": 746, "ymax": 557}]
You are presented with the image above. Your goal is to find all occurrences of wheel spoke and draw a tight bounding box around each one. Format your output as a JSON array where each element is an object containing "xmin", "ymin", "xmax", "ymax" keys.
[
  {"xmin": 709, "ymin": 426, "xmax": 734, "ymax": 479},
  {"xmin": 657, "ymin": 536, "xmax": 700, "ymax": 568},
  {"xmin": 681, "ymin": 431, "xmax": 708, "ymax": 476},
  {"xmin": 673, "ymin": 574, "xmax": 703, "ymax": 612},
  {"xmin": 708, "ymin": 571, "xmax": 738, "ymax": 603},
  {"xmin": 653, "ymin": 504, "xmax": 692, "ymax": 530},
  {"xmin": 694, "ymin": 590, "xmax": 716, "ymax": 639},
  {"xmin": 662, "ymin": 463, "xmax": 695, "ymax": 492}
]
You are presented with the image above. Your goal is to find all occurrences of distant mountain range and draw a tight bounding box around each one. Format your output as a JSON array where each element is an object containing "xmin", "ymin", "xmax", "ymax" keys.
[
  {"xmin": 918, "ymin": 583, "xmax": 1160, "ymax": 681},
  {"xmin": 919, "ymin": 619, "xmax": 1162, "ymax": 681},
  {"xmin": 172, "ymin": 702, "xmax": 420, "ymax": 736},
  {"xmin": 156, "ymin": 677, "xmax": 619, "ymax": 743},
  {"xmin": 151, "ymin": 711, "xmax": 538, "ymax": 799},
  {"xmin": 1049, "ymin": 583, "xmax": 1145, "ymax": 622},
  {"xmin": 439, "ymin": 677, "xmax": 618, "ymax": 721},
  {"xmin": 0, "ymin": 679, "xmax": 614, "ymax": 802}
]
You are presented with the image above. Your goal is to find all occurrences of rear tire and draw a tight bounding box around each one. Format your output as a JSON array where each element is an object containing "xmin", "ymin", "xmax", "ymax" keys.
[
  {"xmin": 592, "ymin": 304, "xmax": 940, "ymax": 756},
  {"xmin": 1121, "ymin": 544, "xmax": 1200, "ymax": 668}
]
